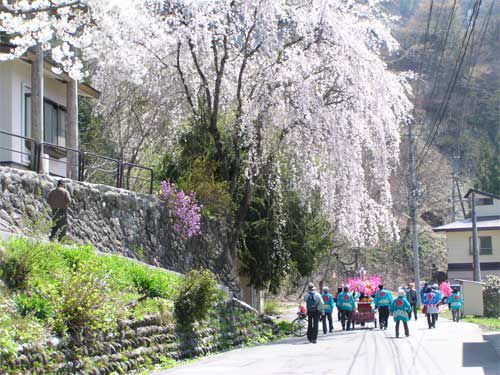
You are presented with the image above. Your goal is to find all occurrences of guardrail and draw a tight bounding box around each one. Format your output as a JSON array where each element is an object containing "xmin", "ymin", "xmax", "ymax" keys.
[{"xmin": 0, "ymin": 130, "xmax": 154, "ymax": 194}]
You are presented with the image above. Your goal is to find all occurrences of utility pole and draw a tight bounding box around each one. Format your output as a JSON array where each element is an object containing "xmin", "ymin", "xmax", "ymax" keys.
[
  {"xmin": 31, "ymin": 43, "xmax": 46, "ymax": 173},
  {"xmin": 408, "ymin": 119, "xmax": 421, "ymax": 305},
  {"xmin": 456, "ymin": 179, "xmax": 467, "ymax": 218},
  {"xmin": 471, "ymin": 191, "xmax": 481, "ymax": 281},
  {"xmin": 451, "ymin": 174, "xmax": 456, "ymax": 222},
  {"xmin": 450, "ymin": 155, "xmax": 461, "ymax": 222}
]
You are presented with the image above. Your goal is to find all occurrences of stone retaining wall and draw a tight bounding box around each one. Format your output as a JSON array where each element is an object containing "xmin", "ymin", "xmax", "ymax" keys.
[
  {"xmin": 0, "ymin": 167, "xmax": 234, "ymax": 287},
  {"xmin": 2, "ymin": 299, "xmax": 278, "ymax": 374}
]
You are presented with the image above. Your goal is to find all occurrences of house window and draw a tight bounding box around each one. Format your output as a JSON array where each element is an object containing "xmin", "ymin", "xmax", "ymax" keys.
[
  {"xmin": 469, "ymin": 236, "xmax": 493, "ymax": 255},
  {"xmin": 475, "ymin": 197, "xmax": 494, "ymax": 206},
  {"xmin": 24, "ymin": 94, "xmax": 66, "ymax": 147}
]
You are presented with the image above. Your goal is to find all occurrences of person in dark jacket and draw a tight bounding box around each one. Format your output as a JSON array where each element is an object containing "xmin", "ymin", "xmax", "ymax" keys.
[
  {"xmin": 405, "ymin": 283, "xmax": 418, "ymax": 320},
  {"xmin": 47, "ymin": 180, "xmax": 71, "ymax": 242},
  {"xmin": 420, "ymin": 282, "xmax": 428, "ymax": 301},
  {"xmin": 304, "ymin": 283, "xmax": 324, "ymax": 343}
]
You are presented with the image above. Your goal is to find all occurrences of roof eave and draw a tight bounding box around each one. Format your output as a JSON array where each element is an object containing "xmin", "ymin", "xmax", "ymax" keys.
[
  {"xmin": 1, "ymin": 43, "xmax": 100, "ymax": 99},
  {"xmin": 433, "ymin": 226, "xmax": 500, "ymax": 233},
  {"xmin": 464, "ymin": 188, "xmax": 500, "ymax": 200}
]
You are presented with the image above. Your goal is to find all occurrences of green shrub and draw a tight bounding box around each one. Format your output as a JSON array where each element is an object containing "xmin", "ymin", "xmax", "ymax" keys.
[
  {"xmin": 0, "ymin": 239, "xmax": 37, "ymax": 289},
  {"xmin": 14, "ymin": 293, "xmax": 52, "ymax": 320},
  {"xmin": 276, "ymin": 320, "xmax": 292, "ymax": 335},
  {"xmin": 52, "ymin": 261, "xmax": 116, "ymax": 335},
  {"xmin": 133, "ymin": 298, "xmax": 174, "ymax": 323},
  {"xmin": 131, "ymin": 266, "xmax": 172, "ymax": 299},
  {"xmin": 483, "ymin": 275, "xmax": 500, "ymax": 318},
  {"xmin": 264, "ymin": 299, "xmax": 282, "ymax": 315},
  {"xmin": 174, "ymin": 269, "xmax": 219, "ymax": 326},
  {"xmin": 178, "ymin": 157, "xmax": 234, "ymax": 217},
  {"xmin": 60, "ymin": 245, "xmax": 94, "ymax": 270}
]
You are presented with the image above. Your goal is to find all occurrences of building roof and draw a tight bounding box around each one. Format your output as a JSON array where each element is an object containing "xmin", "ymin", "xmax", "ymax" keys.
[
  {"xmin": 454, "ymin": 279, "xmax": 486, "ymax": 285},
  {"xmin": 464, "ymin": 188, "xmax": 500, "ymax": 200},
  {"xmin": 0, "ymin": 42, "xmax": 100, "ymax": 99},
  {"xmin": 433, "ymin": 216, "xmax": 500, "ymax": 232}
]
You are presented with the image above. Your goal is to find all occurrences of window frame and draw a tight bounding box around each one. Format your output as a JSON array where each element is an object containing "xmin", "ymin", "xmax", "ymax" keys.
[
  {"xmin": 24, "ymin": 94, "xmax": 67, "ymax": 159},
  {"xmin": 475, "ymin": 197, "xmax": 494, "ymax": 206},
  {"xmin": 468, "ymin": 236, "xmax": 493, "ymax": 255}
]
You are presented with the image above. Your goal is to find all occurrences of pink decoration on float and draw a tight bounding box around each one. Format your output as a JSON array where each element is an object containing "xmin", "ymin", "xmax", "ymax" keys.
[
  {"xmin": 347, "ymin": 275, "xmax": 382, "ymax": 296},
  {"xmin": 440, "ymin": 281, "xmax": 452, "ymax": 298}
]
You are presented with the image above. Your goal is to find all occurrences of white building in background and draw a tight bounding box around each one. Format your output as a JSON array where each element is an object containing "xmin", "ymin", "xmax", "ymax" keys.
[
  {"xmin": 433, "ymin": 189, "xmax": 500, "ymax": 281},
  {"xmin": 0, "ymin": 42, "xmax": 99, "ymax": 177}
]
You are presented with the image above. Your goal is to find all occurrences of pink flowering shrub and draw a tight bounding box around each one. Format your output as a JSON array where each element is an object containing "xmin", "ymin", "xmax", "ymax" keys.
[
  {"xmin": 160, "ymin": 180, "xmax": 202, "ymax": 239},
  {"xmin": 347, "ymin": 275, "xmax": 382, "ymax": 296}
]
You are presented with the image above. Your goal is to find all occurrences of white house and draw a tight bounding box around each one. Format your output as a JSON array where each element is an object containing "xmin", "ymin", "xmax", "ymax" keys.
[
  {"xmin": 433, "ymin": 189, "xmax": 500, "ymax": 281},
  {"xmin": 0, "ymin": 42, "xmax": 99, "ymax": 177}
]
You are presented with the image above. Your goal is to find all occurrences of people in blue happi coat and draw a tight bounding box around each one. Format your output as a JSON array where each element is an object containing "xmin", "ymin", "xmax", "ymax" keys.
[
  {"xmin": 390, "ymin": 289, "xmax": 412, "ymax": 338},
  {"xmin": 374, "ymin": 284, "xmax": 393, "ymax": 330},
  {"xmin": 449, "ymin": 287, "xmax": 463, "ymax": 322},
  {"xmin": 422, "ymin": 286, "xmax": 439, "ymax": 329},
  {"xmin": 336, "ymin": 286, "xmax": 355, "ymax": 331},
  {"xmin": 321, "ymin": 286, "xmax": 334, "ymax": 334}
]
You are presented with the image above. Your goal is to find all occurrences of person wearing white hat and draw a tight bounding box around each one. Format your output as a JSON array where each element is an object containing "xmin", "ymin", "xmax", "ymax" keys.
[
  {"xmin": 390, "ymin": 289, "xmax": 412, "ymax": 338},
  {"xmin": 304, "ymin": 283, "xmax": 325, "ymax": 343}
]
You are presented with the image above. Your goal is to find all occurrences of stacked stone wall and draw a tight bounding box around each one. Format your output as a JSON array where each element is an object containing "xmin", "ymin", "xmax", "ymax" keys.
[
  {"xmin": 2, "ymin": 299, "xmax": 278, "ymax": 374},
  {"xmin": 0, "ymin": 167, "xmax": 234, "ymax": 286}
]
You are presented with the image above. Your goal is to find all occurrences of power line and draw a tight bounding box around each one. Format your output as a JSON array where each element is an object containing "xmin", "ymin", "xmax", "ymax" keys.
[
  {"xmin": 413, "ymin": 0, "xmax": 458, "ymax": 153},
  {"xmin": 415, "ymin": 0, "xmax": 484, "ymax": 171},
  {"xmin": 452, "ymin": 0, "xmax": 495, "ymax": 171}
]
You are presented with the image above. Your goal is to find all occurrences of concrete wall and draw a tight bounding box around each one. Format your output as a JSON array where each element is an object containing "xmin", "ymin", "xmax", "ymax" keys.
[
  {"xmin": 0, "ymin": 166, "xmax": 236, "ymax": 289},
  {"xmin": 456, "ymin": 280, "xmax": 485, "ymax": 316}
]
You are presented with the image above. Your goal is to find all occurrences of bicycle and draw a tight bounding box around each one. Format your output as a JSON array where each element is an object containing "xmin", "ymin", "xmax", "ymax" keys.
[{"xmin": 291, "ymin": 306, "xmax": 308, "ymax": 337}]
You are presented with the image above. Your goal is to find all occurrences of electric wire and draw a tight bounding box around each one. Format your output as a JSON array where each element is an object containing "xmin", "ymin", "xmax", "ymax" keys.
[{"xmin": 415, "ymin": 0, "xmax": 484, "ymax": 171}]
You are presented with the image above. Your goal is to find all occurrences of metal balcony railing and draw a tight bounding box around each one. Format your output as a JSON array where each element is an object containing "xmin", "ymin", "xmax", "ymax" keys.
[{"xmin": 0, "ymin": 129, "xmax": 154, "ymax": 194}]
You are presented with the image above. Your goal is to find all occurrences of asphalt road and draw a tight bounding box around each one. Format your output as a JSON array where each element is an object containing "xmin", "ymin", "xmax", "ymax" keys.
[{"xmin": 154, "ymin": 317, "xmax": 500, "ymax": 375}]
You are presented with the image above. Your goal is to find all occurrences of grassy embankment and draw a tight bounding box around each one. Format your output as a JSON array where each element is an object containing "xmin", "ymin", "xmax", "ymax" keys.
[
  {"xmin": 0, "ymin": 237, "xmax": 290, "ymax": 374},
  {"xmin": 0, "ymin": 237, "xmax": 181, "ymax": 358}
]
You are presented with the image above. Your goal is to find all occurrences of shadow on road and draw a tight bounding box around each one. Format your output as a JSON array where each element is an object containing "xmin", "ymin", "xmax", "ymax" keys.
[
  {"xmin": 463, "ymin": 340, "xmax": 500, "ymax": 375},
  {"xmin": 267, "ymin": 331, "xmax": 356, "ymax": 346}
]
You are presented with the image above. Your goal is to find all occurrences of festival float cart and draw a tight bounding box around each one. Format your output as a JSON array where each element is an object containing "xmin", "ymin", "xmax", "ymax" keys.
[{"xmin": 348, "ymin": 272, "xmax": 380, "ymax": 329}]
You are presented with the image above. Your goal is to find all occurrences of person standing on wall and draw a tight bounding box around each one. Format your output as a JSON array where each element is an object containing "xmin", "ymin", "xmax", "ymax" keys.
[
  {"xmin": 304, "ymin": 283, "xmax": 325, "ymax": 344},
  {"xmin": 406, "ymin": 283, "xmax": 418, "ymax": 320},
  {"xmin": 47, "ymin": 180, "xmax": 71, "ymax": 242},
  {"xmin": 321, "ymin": 286, "xmax": 334, "ymax": 334},
  {"xmin": 374, "ymin": 284, "xmax": 393, "ymax": 330}
]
